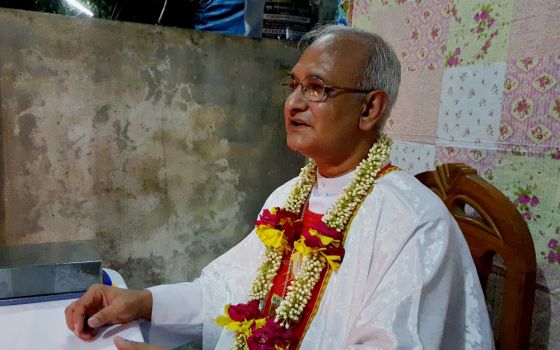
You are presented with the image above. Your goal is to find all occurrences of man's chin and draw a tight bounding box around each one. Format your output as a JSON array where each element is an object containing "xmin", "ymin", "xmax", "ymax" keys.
[{"xmin": 286, "ymin": 141, "xmax": 313, "ymax": 159}]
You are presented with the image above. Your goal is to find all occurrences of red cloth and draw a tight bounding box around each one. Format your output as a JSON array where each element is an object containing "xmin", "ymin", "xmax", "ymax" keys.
[{"xmin": 263, "ymin": 209, "xmax": 325, "ymax": 347}]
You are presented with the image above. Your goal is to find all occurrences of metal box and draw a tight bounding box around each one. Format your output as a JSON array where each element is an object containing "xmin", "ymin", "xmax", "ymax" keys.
[{"xmin": 0, "ymin": 240, "xmax": 102, "ymax": 300}]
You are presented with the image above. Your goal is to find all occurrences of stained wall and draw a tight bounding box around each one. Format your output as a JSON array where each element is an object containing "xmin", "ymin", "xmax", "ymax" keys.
[{"xmin": 0, "ymin": 8, "xmax": 304, "ymax": 288}]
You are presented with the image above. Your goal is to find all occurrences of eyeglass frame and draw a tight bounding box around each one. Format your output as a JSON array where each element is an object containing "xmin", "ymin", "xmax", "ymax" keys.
[{"xmin": 281, "ymin": 75, "xmax": 375, "ymax": 102}]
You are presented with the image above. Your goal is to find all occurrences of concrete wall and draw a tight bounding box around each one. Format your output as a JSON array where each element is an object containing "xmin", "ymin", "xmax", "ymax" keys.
[{"xmin": 0, "ymin": 8, "xmax": 304, "ymax": 288}]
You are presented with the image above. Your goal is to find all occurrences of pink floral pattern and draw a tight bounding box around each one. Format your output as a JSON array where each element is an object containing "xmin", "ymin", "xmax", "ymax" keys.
[
  {"xmin": 445, "ymin": 0, "xmax": 512, "ymax": 65},
  {"xmin": 543, "ymin": 238, "xmax": 560, "ymax": 265},
  {"xmin": 396, "ymin": 0, "xmax": 457, "ymax": 71},
  {"xmin": 491, "ymin": 154, "xmax": 560, "ymax": 291},
  {"xmin": 498, "ymin": 54, "xmax": 560, "ymax": 155},
  {"xmin": 470, "ymin": 4, "xmax": 499, "ymax": 61},
  {"xmin": 435, "ymin": 146, "xmax": 499, "ymax": 181},
  {"xmin": 514, "ymin": 185, "xmax": 542, "ymax": 222}
]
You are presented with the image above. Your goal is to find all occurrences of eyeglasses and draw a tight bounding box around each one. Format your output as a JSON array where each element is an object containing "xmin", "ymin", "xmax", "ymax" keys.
[{"xmin": 281, "ymin": 76, "xmax": 374, "ymax": 102}]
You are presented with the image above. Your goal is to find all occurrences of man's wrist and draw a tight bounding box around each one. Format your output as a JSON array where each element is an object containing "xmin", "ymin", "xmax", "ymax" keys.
[{"xmin": 140, "ymin": 289, "xmax": 153, "ymax": 321}]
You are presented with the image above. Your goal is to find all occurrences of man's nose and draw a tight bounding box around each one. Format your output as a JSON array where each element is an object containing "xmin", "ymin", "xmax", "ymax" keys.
[{"xmin": 285, "ymin": 85, "xmax": 308, "ymax": 116}]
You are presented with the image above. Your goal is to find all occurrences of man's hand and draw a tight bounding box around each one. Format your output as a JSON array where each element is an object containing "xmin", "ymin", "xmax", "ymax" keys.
[
  {"xmin": 64, "ymin": 284, "xmax": 153, "ymax": 340},
  {"xmin": 114, "ymin": 336, "xmax": 168, "ymax": 350}
]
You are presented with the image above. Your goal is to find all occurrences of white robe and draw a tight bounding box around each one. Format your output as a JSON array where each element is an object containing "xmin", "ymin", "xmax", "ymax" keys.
[{"xmin": 149, "ymin": 170, "xmax": 494, "ymax": 349}]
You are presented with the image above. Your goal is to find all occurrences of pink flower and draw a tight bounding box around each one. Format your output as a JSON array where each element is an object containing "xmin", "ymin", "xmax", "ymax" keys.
[
  {"xmin": 431, "ymin": 27, "xmax": 440, "ymax": 39},
  {"xmin": 474, "ymin": 13, "xmax": 480, "ymax": 22},
  {"xmin": 515, "ymin": 99, "xmax": 529, "ymax": 115},
  {"xmin": 480, "ymin": 11, "xmax": 489, "ymax": 20},
  {"xmin": 247, "ymin": 318, "xmax": 295, "ymax": 350},
  {"xmin": 538, "ymin": 76, "xmax": 550, "ymax": 88},
  {"xmin": 518, "ymin": 194, "xmax": 530, "ymax": 204},
  {"xmin": 446, "ymin": 48, "xmax": 462, "ymax": 67},
  {"xmin": 228, "ymin": 300, "xmax": 262, "ymax": 322},
  {"xmin": 530, "ymin": 196, "xmax": 540, "ymax": 207},
  {"xmin": 548, "ymin": 251, "xmax": 560, "ymax": 263},
  {"xmin": 488, "ymin": 18, "xmax": 495, "ymax": 28},
  {"xmin": 549, "ymin": 239, "xmax": 559, "ymax": 249},
  {"xmin": 523, "ymin": 212, "xmax": 532, "ymax": 221},
  {"xmin": 521, "ymin": 57, "xmax": 533, "ymax": 69},
  {"xmin": 410, "ymin": 29, "xmax": 419, "ymax": 42},
  {"xmin": 482, "ymin": 40, "xmax": 491, "ymax": 53}
]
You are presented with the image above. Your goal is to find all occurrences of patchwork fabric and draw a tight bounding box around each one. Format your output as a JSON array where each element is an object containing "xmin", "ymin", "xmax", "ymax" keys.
[
  {"xmin": 445, "ymin": 0, "xmax": 513, "ymax": 66},
  {"xmin": 348, "ymin": 0, "xmax": 559, "ymax": 343},
  {"xmin": 498, "ymin": 55, "xmax": 560, "ymax": 156},
  {"xmin": 508, "ymin": 0, "xmax": 560, "ymax": 59},
  {"xmin": 491, "ymin": 153, "xmax": 560, "ymax": 291},
  {"xmin": 390, "ymin": 140, "xmax": 436, "ymax": 174},
  {"xmin": 437, "ymin": 63, "xmax": 506, "ymax": 149},
  {"xmin": 435, "ymin": 145, "xmax": 499, "ymax": 181}
]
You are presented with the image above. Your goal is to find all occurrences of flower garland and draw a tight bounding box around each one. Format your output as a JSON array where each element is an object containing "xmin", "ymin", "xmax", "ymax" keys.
[{"xmin": 216, "ymin": 134, "xmax": 393, "ymax": 350}]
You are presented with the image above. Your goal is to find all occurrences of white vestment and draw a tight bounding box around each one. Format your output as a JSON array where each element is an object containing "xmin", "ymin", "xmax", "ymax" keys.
[{"xmin": 149, "ymin": 170, "xmax": 494, "ymax": 349}]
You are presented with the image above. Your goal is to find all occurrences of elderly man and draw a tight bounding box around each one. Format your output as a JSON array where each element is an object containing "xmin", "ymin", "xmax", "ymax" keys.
[{"xmin": 66, "ymin": 25, "xmax": 493, "ymax": 350}]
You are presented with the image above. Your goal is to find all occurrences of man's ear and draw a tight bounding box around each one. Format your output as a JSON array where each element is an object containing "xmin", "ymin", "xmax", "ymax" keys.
[{"xmin": 359, "ymin": 90, "xmax": 388, "ymax": 132}]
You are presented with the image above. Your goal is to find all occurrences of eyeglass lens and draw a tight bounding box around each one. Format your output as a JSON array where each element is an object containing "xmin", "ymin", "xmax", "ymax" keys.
[{"xmin": 282, "ymin": 76, "xmax": 327, "ymax": 102}]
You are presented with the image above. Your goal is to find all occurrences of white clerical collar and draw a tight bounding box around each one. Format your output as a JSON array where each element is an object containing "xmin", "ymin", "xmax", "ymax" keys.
[{"xmin": 315, "ymin": 169, "xmax": 355, "ymax": 196}]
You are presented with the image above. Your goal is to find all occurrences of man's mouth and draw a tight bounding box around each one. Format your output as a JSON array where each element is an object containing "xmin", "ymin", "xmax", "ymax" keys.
[{"xmin": 290, "ymin": 119, "xmax": 309, "ymax": 127}]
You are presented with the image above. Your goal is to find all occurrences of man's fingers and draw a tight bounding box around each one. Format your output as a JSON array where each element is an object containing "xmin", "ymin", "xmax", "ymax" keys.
[
  {"xmin": 88, "ymin": 307, "xmax": 113, "ymax": 328},
  {"xmin": 64, "ymin": 284, "xmax": 105, "ymax": 335},
  {"xmin": 72, "ymin": 302, "xmax": 87, "ymax": 335},
  {"xmin": 64, "ymin": 301, "xmax": 77, "ymax": 331}
]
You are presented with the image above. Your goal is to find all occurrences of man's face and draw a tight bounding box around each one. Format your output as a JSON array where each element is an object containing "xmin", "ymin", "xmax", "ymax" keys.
[{"xmin": 284, "ymin": 36, "xmax": 366, "ymax": 164}]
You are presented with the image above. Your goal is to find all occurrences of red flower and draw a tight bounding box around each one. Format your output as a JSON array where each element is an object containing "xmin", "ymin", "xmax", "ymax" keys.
[
  {"xmin": 228, "ymin": 300, "xmax": 261, "ymax": 322},
  {"xmin": 301, "ymin": 230, "xmax": 322, "ymax": 248},
  {"xmin": 255, "ymin": 208, "xmax": 302, "ymax": 245},
  {"xmin": 299, "ymin": 221, "xmax": 345, "ymax": 267},
  {"xmin": 311, "ymin": 220, "xmax": 343, "ymax": 241},
  {"xmin": 301, "ymin": 220, "xmax": 342, "ymax": 249},
  {"xmin": 255, "ymin": 208, "xmax": 280, "ymax": 226},
  {"xmin": 247, "ymin": 318, "xmax": 295, "ymax": 350},
  {"xmin": 325, "ymin": 245, "xmax": 346, "ymax": 260}
]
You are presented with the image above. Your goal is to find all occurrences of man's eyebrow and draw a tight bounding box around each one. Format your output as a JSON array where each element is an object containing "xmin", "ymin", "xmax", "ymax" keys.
[{"xmin": 288, "ymin": 72, "xmax": 327, "ymax": 81}]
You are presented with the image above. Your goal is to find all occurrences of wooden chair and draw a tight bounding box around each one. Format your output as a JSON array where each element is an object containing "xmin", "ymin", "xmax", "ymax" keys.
[{"xmin": 415, "ymin": 163, "xmax": 536, "ymax": 350}]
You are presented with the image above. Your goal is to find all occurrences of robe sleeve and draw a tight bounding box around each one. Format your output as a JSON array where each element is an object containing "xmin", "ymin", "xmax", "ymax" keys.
[
  {"xmin": 148, "ymin": 279, "xmax": 204, "ymax": 332},
  {"xmin": 148, "ymin": 178, "xmax": 297, "ymax": 349}
]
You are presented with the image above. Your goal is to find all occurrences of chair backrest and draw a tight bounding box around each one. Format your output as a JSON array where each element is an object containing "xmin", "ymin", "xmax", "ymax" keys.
[{"xmin": 415, "ymin": 163, "xmax": 536, "ymax": 350}]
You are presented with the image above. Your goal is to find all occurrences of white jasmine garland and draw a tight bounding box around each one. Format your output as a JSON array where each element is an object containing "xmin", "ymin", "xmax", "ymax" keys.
[{"xmin": 228, "ymin": 134, "xmax": 393, "ymax": 349}]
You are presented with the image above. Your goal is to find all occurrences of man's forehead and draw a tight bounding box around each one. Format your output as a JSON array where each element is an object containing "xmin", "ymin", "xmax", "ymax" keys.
[{"xmin": 291, "ymin": 35, "xmax": 365, "ymax": 81}]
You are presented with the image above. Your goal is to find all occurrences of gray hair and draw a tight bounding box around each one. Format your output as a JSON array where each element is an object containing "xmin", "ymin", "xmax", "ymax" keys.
[{"xmin": 300, "ymin": 25, "xmax": 401, "ymax": 128}]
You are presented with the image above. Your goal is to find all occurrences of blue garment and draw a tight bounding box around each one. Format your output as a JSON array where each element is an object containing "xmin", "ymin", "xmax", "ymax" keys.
[{"xmin": 195, "ymin": 0, "xmax": 246, "ymax": 35}]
